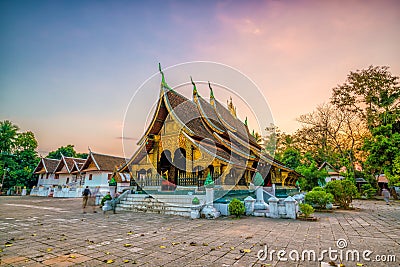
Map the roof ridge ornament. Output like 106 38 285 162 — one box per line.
227 96 237 118
208 82 214 99
209 82 215 105
159 63 172 90
191 76 198 96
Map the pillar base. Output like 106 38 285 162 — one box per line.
201 205 220 219
190 205 201 219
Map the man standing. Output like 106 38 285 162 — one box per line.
382 187 391 205
82 186 91 212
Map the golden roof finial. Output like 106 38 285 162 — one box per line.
227 97 237 118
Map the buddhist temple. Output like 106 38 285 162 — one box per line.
118 65 300 197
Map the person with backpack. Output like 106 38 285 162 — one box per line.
82 186 91 212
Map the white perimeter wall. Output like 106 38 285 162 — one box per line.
83 171 111 194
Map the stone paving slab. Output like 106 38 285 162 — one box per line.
0 196 399 267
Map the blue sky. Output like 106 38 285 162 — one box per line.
1 0 399 157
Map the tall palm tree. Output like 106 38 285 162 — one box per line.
0 120 19 154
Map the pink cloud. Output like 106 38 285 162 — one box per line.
191 1 400 133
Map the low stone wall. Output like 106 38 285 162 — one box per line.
30 187 51 197
31 186 111 198
116 193 207 217
53 187 83 198
115 189 300 220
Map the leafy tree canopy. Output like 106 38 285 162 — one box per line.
0 120 19 154
0 121 39 190
331 66 400 181
46 144 87 159
331 65 400 129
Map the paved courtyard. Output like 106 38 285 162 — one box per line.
0 196 399 267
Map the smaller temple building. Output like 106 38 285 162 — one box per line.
33 157 61 187
31 151 127 197
80 151 127 195
53 155 86 187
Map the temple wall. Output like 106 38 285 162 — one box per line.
37 173 57 187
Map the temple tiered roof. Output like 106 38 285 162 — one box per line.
120 66 296 174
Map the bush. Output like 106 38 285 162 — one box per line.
325 180 358 209
228 198 245 218
299 203 314 218
305 187 334 209
312 186 325 191
361 184 377 199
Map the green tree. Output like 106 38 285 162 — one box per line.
331 66 400 186
360 183 377 199
364 125 400 185
0 121 39 190
279 148 302 169
0 120 19 154
15 131 38 151
295 104 368 176
331 65 400 129
295 162 328 191
325 180 358 209
46 144 87 159
389 155 400 186
76 152 88 159
272 131 298 159
12 132 39 188
292 152 328 191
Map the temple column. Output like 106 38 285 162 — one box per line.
281 171 289 187
186 142 192 174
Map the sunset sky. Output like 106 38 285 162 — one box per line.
1 0 399 158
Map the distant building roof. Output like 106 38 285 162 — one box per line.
318 161 340 176
80 152 127 172
376 174 389 183
33 158 60 174
54 155 86 174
